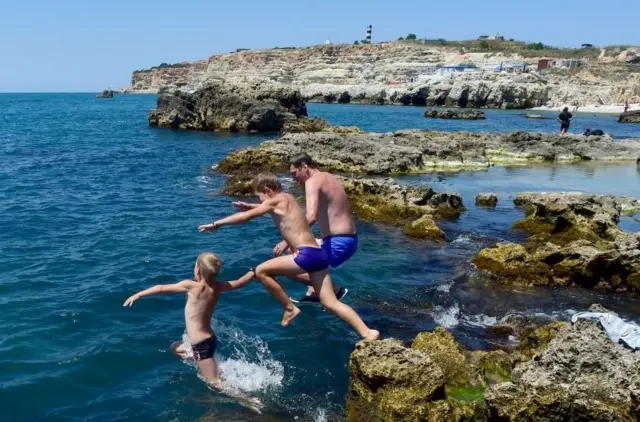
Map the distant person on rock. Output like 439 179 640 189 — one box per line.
273 154 357 304
558 107 573 135
624 100 629 113
198 173 379 342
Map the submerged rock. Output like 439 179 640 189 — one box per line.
403 215 445 241
148 79 307 132
619 110 640 123
474 193 640 294
424 109 486 120
475 193 498 207
218 129 640 175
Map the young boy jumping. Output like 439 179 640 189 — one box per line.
198 173 379 342
123 252 259 404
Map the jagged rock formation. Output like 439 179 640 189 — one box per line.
424 109 486 119
475 193 498 207
473 193 640 294
148 79 306 132
96 89 114 98
130 42 640 108
620 110 640 123
218 130 640 175
348 309 640 421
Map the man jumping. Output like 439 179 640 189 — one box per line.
273 154 358 303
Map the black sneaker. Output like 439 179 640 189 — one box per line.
290 287 349 304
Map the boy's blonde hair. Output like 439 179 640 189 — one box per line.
197 252 222 284
252 173 282 193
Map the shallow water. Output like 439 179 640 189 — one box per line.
1 94 639 421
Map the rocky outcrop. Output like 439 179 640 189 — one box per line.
148 79 307 132
485 318 640 421
620 110 640 123
341 178 463 241
473 193 640 294
475 193 498 207
218 130 640 175
96 89 114 98
281 117 363 134
348 308 640 422
130 43 640 108
424 109 485 120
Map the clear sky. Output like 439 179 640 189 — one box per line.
1 0 638 92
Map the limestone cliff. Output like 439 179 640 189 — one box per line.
130 42 640 109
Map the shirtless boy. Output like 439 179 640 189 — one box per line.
273 154 358 302
123 252 255 385
198 173 379 341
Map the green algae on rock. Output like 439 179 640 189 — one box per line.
347 311 639 422
474 193 640 294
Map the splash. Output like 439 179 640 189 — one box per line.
179 322 284 394
432 303 460 328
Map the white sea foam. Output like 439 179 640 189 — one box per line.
432 303 460 328
464 314 498 328
179 323 284 394
436 282 452 292
452 235 472 244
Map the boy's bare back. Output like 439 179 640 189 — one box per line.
184 282 220 344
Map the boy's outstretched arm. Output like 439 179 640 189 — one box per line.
123 279 196 306
217 270 256 292
199 200 274 232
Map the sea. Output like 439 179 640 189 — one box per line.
1 93 640 421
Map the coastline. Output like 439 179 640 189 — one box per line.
530 103 640 115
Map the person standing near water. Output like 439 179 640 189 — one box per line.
558 107 574 135
273 154 357 303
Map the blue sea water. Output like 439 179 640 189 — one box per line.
1 94 640 421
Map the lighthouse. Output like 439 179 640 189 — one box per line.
365 25 372 43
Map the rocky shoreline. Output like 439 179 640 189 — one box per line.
347 305 640 421
218 122 640 175
473 193 640 295
148 79 306 132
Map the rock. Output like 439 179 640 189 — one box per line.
148 79 307 132
619 110 640 123
475 193 498 207
217 129 640 176
341 177 464 223
403 215 445 241
485 318 640 421
96 89 114 98
512 192 636 243
474 193 640 294
583 128 605 136
221 174 254 196
347 339 449 421
281 117 363 134
411 328 483 388
424 109 486 120
485 313 553 339
524 114 548 119
347 322 566 421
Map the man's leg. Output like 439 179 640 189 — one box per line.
255 255 308 326
197 358 220 384
309 270 379 341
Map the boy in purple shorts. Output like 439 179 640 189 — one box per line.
273 154 358 303
199 173 379 341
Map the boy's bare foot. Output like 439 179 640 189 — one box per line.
281 306 301 327
363 329 380 342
